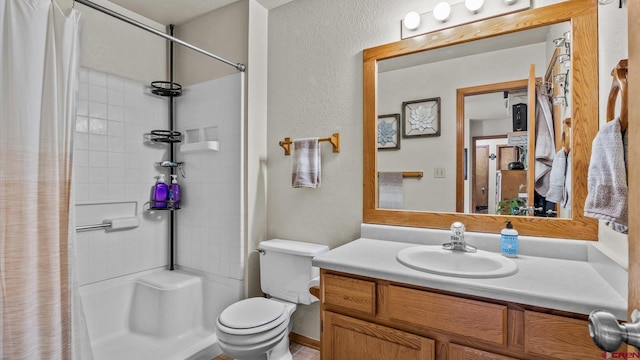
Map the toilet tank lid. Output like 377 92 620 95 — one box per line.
259 239 329 257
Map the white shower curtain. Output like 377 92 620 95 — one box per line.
0 1 91 359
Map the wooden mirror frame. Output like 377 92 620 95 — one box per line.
363 1 598 240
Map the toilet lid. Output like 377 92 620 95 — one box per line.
219 298 286 329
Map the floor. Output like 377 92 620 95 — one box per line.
214 342 319 360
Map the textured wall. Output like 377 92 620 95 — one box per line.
596 3 629 267
264 0 617 341
266 0 436 341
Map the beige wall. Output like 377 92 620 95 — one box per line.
266 0 627 341
63 0 167 83
596 2 629 268
174 1 249 86
245 1 269 298
266 0 428 341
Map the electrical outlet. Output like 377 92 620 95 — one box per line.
434 168 446 178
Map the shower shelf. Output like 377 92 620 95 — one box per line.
180 141 219 153
145 130 183 144
150 81 182 97
144 200 181 211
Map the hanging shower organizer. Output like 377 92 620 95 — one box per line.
144 79 185 212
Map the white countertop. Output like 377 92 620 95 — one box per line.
313 226 627 320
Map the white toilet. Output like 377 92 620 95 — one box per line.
216 239 329 360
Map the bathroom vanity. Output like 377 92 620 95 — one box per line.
313 225 627 360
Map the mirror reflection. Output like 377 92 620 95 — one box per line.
377 22 572 219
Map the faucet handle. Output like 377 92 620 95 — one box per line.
451 221 465 235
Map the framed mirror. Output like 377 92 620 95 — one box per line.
363 1 598 240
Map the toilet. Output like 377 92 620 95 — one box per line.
216 239 329 360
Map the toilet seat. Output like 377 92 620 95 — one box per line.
217 298 288 336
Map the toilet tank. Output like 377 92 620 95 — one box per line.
259 239 329 305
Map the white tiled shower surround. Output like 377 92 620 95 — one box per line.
75 67 170 285
175 73 244 281
74 68 244 286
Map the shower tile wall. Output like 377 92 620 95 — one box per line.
74 67 170 285
175 73 243 280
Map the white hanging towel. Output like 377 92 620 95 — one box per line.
378 172 403 209
292 137 321 188
545 149 569 205
534 85 555 196
584 118 628 232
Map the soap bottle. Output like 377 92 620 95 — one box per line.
151 174 169 209
169 174 181 209
501 221 518 258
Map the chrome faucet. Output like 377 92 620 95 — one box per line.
442 222 477 253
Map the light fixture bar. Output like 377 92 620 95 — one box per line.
401 0 531 40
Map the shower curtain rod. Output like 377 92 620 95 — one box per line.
74 0 246 72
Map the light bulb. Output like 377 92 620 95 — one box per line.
433 2 451 22
465 0 484 13
403 11 421 30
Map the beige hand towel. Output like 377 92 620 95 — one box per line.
292 137 321 188
584 118 628 232
378 172 403 209
545 149 568 205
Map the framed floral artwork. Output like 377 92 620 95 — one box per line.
402 97 441 138
377 113 401 150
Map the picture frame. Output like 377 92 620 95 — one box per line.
402 97 441 138
377 113 401 150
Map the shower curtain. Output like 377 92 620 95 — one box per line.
0 1 91 359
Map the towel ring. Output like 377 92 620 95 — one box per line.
606 59 628 132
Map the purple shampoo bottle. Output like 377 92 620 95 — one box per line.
169 174 181 209
152 174 169 208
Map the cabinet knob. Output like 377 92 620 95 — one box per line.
589 309 640 351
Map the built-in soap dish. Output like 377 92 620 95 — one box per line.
180 126 219 153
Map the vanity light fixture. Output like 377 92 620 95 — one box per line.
433 2 451 22
403 11 421 30
465 0 484 13
400 0 530 40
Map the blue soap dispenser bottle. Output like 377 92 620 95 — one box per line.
151 174 169 209
501 221 518 258
169 174 181 209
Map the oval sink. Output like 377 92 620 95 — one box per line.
396 245 518 278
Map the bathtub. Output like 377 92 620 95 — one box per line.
80 268 222 360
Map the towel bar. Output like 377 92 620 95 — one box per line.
378 171 423 178
279 133 340 155
76 223 112 232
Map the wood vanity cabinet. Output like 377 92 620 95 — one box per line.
320 270 604 360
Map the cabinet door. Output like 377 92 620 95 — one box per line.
449 344 518 360
322 311 434 360
524 311 603 358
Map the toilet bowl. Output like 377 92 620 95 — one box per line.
216 298 296 360
215 239 329 360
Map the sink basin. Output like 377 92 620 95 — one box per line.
396 245 518 278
